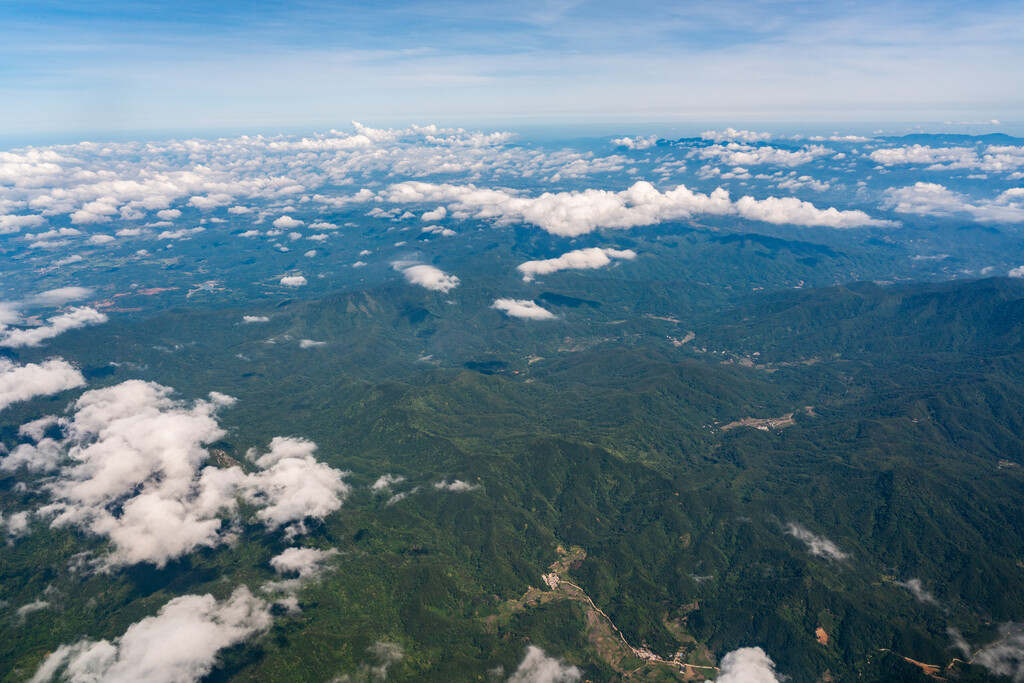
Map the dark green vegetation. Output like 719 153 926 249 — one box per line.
3 265 1024 680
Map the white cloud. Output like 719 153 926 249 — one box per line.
25 227 81 240
242 315 269 323
0 307 108 348
420 224 456 237
87 234 116 245
717 647 781 683
157 209 181 220
869 145 1024 173
242 436 351 535
701 128 772 143
4 511 31 538
270 547 339 579
30 587 272 683
188 193 234 210
1009 266 1024 278
883 183 1024 223
0 358 85 412
157 227 204 239
491 299 557 320
372 474 406 493
697 143 831 167
0 214 45 234
28 286 92 306
433 479 479 492
17 600 50 618
18 415 59 441
280 275 307 287
299 339 326 348
895 578 939 605
785 523 849 561
507 646 581 683
421 206 447 221
611 136 657 150
392 262 460 293
517 247 636 282
274 215 303 229
19 382 349 567
962 623 1024 682
384 180 892 237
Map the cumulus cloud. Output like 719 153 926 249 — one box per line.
420 224 456 237
433 479 479 492
273 215 303 229
421 206 447 221
18 382 349 567
507 646 581 683
242 315 269 323
157 227 204 240
611 136 658 150
392 262 460 293
384 180 892 237
696 143 831 167
0 307 108 348
280 275 307 287
785 523 849 561
717 647 781 683
0 358 85 412
1009 266 1024 278
30 586 271 683
517 247 636 281
269 547 339 579
188 193 234 210
0 214 45 234
491 299 557 320
18 415 59 441
299 339 326 348
883 183 1024 223
3 511 31 538
895 578 939 605
869 144 1024 173
242 436 351 535
701 128 772 143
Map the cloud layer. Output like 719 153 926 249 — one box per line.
385 180 893 237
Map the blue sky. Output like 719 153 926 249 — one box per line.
1 0 1022 137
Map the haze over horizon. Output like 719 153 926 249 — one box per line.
1 0 1022 138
